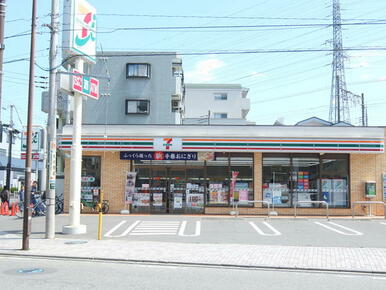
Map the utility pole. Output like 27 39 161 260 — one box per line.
5 104 15 189
0 0 5 126
22 0 37 251
46 0 59 239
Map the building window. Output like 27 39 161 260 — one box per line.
213 113 228 119
126 63 151 78
262 153 349 208
125 100 150 114
214 93 227 100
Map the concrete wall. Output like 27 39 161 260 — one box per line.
184 84 250 120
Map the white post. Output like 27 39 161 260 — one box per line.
63 58 87 235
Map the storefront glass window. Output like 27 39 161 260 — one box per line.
321 155 349 207
292 156 319 207
81 156 101 205
207 155 229 205
230 154 254 205
262 155 291 207
262 153 349 208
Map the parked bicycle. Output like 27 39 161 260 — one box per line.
55 192 64 214
16 193 47 218
81 198 109 214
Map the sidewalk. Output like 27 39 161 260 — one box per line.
1 234 386 274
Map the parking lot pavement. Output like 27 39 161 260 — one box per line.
1 215 386 248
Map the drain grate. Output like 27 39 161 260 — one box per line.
17 268 44 274
64 240 88 245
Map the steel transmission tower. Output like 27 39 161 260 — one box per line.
329 0 359 124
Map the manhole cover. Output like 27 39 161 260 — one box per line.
64 240 88 245
17 268 44 274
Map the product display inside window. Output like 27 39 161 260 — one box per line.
131 153 254 213
262 154 349 208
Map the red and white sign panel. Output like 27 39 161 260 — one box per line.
21 153 41 160
72 69 99 100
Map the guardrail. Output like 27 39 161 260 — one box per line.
351 201 386 218
294 201 329 219
231 200 271 218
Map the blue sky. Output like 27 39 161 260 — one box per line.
2 0 386 144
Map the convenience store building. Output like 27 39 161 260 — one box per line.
59 124 386 216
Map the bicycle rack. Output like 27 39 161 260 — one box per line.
351 201 386 218
231 200 271 218
294 201 329 220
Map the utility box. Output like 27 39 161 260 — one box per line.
365 181 376 198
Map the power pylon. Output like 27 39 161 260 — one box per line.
329 0 360 124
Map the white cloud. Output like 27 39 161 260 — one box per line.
185 58 225 82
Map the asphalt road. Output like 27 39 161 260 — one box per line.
1 256 386 290
1 215 386 248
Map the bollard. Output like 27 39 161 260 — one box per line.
97 190 104 240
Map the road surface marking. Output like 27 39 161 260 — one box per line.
248 221 282 236
104 220 140 238
380 222 386 226
314 221 363 236
178 221 201 237
129 221 181 236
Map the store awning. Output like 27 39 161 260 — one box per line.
58 125 385 154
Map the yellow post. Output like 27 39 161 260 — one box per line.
97 189 103 240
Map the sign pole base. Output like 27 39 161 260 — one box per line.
62 224 87 235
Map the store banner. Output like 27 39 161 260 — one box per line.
124 172 137 204
230 171 239 202
120 151 197 161
383 173 386 200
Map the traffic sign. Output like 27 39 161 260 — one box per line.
72 69 99 100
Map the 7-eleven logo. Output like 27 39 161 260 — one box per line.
163 138 173 150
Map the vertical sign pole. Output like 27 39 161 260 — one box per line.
63 57 86 234
45 0 59 239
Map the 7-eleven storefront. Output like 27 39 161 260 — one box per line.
59 125 386 216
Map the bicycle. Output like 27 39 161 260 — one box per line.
16 194 47 218
80 199 109 214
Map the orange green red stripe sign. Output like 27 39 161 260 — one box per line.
58 136 384 153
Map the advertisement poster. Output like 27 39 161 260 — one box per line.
134 193 150 206
124 172 137 204
153 193 163 207
234 182 249 204
173 194 183 209
209 183 227 204
187 193 204 208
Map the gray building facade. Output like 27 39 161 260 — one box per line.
82 51 184 125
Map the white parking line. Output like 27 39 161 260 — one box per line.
104 220 141 238
178 221 201 237
248 221 281 236
380 222 386 226
314 221 363 236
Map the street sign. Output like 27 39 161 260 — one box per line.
72 69 99 99
21 128 41 151
21 152 42 160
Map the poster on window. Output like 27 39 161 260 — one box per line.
209 183 227 204
173 194 183 209
234 182 249 204
153 193 163 207
187 193 204 208
124 172 137 204
134 193 150 206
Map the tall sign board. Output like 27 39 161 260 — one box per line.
62 0 97 64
